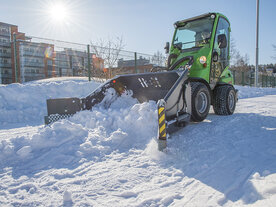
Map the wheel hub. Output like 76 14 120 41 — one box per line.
197 92 208 113
228 91 235 111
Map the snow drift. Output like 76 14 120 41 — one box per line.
0 77 100 127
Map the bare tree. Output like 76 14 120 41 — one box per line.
244 54 250 65
272 44 276 60
230 37 238 66
90 36 125 68
151 51 166 66
230 38 250 71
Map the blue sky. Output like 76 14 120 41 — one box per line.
1 0 275 64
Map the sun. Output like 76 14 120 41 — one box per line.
48 2 69 23
35 0 82 39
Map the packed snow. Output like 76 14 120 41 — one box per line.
0 77 275 206
0 77 99 128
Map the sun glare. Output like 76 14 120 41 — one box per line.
36 0 82 39
48 2 68 23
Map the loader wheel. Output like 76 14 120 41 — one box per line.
191 82 211 122
213 85 236 115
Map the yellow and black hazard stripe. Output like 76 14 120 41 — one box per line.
158 106 166 140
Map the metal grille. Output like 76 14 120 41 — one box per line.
44 114 73 125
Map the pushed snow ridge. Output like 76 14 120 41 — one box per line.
0 90 158 175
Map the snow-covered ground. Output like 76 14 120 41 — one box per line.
0 77 275 206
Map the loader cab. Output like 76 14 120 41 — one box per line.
169 13 232 86
172 15 214 52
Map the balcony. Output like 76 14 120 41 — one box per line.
0 53 11 58
55 63 70 68
0 73 12 78
0 42 11 47
0 63 11 68
0 31 11 37
22 51 45 57
22 61 44 67
24 73 45 77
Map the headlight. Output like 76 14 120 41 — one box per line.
199 56 207 64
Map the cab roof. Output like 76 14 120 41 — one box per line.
174 13 230 27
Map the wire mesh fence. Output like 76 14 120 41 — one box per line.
1 33 275 88
2 35 166 84
231 69 276 88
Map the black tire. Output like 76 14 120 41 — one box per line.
191 82 211 122
213 85 236 115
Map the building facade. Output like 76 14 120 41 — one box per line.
55 49 88 77
0 22 13 84
118 56 150 68
18 41 55 82
0 20 124 84
55 49 105 77
109 64 153 78
0 22 56 84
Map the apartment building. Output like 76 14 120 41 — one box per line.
107 56 154 78
55 49 104 77
0 22 56 84
0 21 106 84
18 41 55 82
55 49 88 77
118 56 150 68
0 22 13 84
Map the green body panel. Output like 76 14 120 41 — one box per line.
169 13 233 86
218 66 234 84
170 43 213 83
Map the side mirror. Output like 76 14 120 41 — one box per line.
218 34 227 48
164 42 170 54
213 51 219 62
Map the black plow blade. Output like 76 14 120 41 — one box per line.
44 70 187 125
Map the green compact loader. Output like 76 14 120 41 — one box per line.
45 13 238 150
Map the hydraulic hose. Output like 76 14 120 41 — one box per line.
167 53 178 69
168 56 194 71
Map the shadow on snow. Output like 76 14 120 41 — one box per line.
163 112 276 205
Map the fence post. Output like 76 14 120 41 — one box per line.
253 73 256 86
87 44 91 81
134 52 137 73
242 72 245 86
13 33 18 83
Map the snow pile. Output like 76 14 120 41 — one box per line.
0 92 158 176
244 173 276 202
73 103 157 160
236 85 276 99
0 121 88 173
0 78 100 127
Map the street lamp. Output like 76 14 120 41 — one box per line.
255 0 259 87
